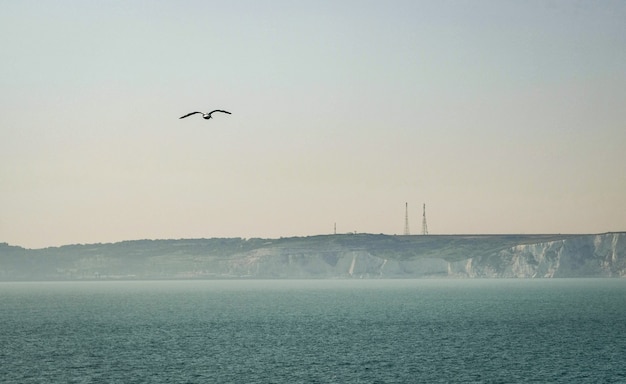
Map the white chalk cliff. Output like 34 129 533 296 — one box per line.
447 233 626 278
1 233 625 280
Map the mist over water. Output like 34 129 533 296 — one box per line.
2 279 625 383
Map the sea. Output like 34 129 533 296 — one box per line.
1 279 625 383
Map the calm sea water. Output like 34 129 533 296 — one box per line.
1 279 625 383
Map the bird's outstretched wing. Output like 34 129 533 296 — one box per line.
208 110 231 116
179 111 202 119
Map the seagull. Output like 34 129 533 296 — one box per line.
179 110 231 120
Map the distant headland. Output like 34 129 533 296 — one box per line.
1 233 625 280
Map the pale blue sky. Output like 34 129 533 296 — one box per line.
1 1 625 248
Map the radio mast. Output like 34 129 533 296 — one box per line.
403 202 410 235
422 203 429 235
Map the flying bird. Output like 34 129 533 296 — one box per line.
179 109 231 120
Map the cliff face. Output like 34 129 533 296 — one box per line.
235 233 626 279
1 233 625 280
447 233 626 278
220 249 451 279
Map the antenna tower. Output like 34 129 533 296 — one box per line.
403 202 410 235
421 203 429 235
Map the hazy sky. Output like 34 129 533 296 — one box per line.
2 1 625 248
